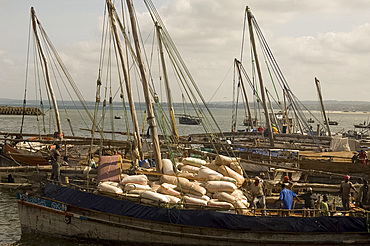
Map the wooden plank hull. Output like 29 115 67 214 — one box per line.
3 144 49 166
18 195 370 245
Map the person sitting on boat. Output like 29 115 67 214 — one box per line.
49 144 62 183
276 183 299 216
357 150 367 164
320 195 330 216
248 176 267 216
340 175 357 211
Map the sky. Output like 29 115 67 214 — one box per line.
1 0 370 103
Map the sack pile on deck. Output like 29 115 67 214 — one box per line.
97 155 249 213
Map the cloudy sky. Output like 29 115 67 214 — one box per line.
1 0 370 103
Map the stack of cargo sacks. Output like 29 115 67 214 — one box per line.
214 155 243 176
217 165 245 187
213 191 249 213
118 175 149 196
100 156 250 212
160 175 206 197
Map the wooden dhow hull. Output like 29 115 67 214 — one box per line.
17 184 370 246
3 143 49 166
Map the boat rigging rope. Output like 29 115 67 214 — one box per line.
251 16 319 144
20 18 32 137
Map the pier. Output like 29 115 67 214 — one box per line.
0 106 43 116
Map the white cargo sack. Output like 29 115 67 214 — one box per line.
182 157 206 167
207 199 234 209
141 191 169 203
165 195 181 204
179 165 200 174
184 195 208 206
162 159 175 175
124 183 152 191
215 155 240 166
206 181 237 193
217 165 245 187
185 193 210 201
120 175 148 185
217 192 237 203
158 183 181 197
98 182 123 195
196 166 223 180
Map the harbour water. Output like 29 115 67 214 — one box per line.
0 106 369 244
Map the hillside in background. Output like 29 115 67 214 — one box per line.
0 98 369 111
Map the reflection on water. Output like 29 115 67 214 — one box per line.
14 234 113 246
0 190 21 245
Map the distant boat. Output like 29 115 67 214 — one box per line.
114 116 121 119
178 114 201 125
307 118 314 123
3 143 49 166
177 94 201 125
243 117 258 126
325 118 338 126
354 122 370 129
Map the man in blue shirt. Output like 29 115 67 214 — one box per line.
279 183 299 212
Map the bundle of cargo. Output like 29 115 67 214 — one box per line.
96 156 250 213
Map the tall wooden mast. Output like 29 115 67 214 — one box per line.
125 0 162 172
106 1 143 159
315 77 331 137
155 22 179 139
247 7 274 146
31 7 63 140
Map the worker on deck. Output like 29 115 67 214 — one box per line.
282 176 294 190
320 195 330 216
299 187 317 216
340 175 357 211
50 144 62 183
357 150 367 164
248 176 267 216
357 179 369 208
299 187 317 209
276 183 299 216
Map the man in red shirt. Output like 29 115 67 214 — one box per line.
358 150 367 164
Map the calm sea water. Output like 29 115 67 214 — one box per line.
0 107 369 244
